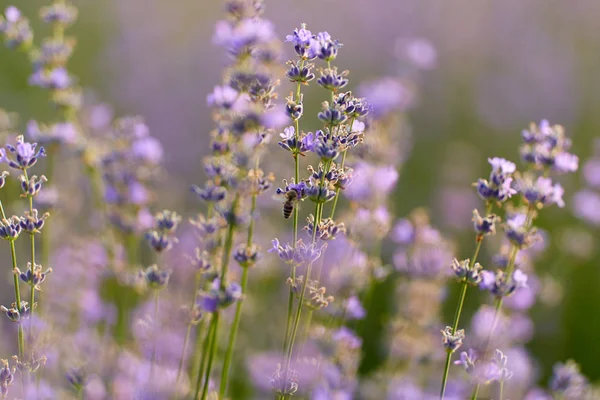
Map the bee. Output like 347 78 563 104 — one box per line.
281 190 299 219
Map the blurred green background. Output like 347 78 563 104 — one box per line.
2 0 599 388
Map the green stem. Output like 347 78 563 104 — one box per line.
23 170 37 341
0 201 25 358
174 271 202 391
219 180 258 397
439 204 491 400
199 210 237 398
470 384 479 400
282 71 304 356
198 312 219 400
149 289 160 382
11 240 25 358
499 380 504 400
471 206 536 397
219 267 249 397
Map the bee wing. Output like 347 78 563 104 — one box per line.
272 192 286 202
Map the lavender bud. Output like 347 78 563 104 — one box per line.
317 68 349 91
0 216 23 240
451 258 483 286
285 61 315 84
191 182 227 203
139 264 171 289
234 244 261 268
479 269 528 298
144 230 177 253
441 326 465 353
19 209 49 233
153 209 181 233
40 2 78 25
20 174 48 197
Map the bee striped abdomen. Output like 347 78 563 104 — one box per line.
282 202 294 219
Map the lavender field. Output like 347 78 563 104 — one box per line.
0 0 599 399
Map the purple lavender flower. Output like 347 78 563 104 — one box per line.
479 269 528 298
517 175 565 208
582 158 600 188
1 135 46 170
29 67 72 89
0 6 33 49
357 77 415 118
286 24 319 60
27 121 78 145
131 136 163 164
344 296 366 320
269 238 303 266
454 348 477 374
550 360 587 399
572 190 600 226
520 120 578 173
476 157 517 202
505 212 540 249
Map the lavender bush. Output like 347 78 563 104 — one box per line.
0 0 596 399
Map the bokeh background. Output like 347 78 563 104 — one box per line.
2 0 600 395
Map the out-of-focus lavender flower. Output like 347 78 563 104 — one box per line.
550 360 587 399
344 296 366 320
214 18 275 56
200 279 242 313
357 77 415 118
0 6 33 49
344 162 398 204
390 218 415 244
29 67 73 89
27 120 78 146
582 158 600 188
517 175 565 208
504 212 540 249
454 348 477 374
480 268 528 298
572 190 600 226
520 120 578 173
395 38 437 70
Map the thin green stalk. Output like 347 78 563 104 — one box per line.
0 201 25 358
470 384 479 400
174 271 202 391
23 170 37 340
219 267 249 397
499 380 504 400
40 148 55 275
198 210 237 398
199 312 219 400
220 182 258 397
149 289 160 381
439 239 485 399
282 67 304 356
471 206 536 397
193 316 215 399
282 201 322 377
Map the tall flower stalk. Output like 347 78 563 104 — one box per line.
271 24 370 399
